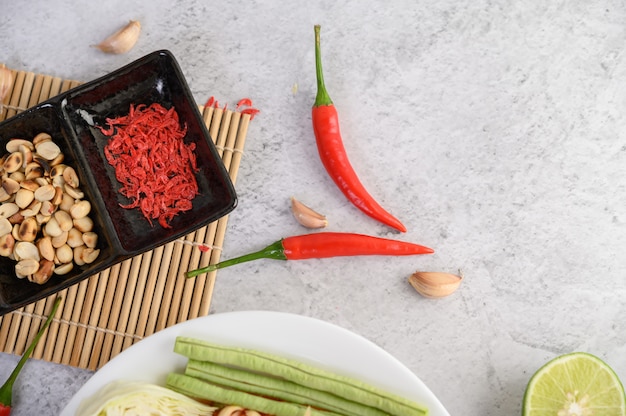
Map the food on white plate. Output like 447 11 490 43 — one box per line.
76 380 218 415
166 336 429 416
74 336 429 416
76 380 308 416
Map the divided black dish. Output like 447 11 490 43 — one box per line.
0 50 237 315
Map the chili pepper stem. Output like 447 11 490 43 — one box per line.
185 240 287 278
314 25 333 107
0 297 62 409
311 26 407 233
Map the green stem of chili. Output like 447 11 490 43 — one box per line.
185 240 287 278
314 25 333 107
0 297 62 410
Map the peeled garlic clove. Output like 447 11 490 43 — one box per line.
94 20 141 54
0 66 13 102
408 271 463 299
290 197 328 229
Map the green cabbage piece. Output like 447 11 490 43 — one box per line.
75 379 218 416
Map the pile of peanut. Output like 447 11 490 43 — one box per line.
0 133 100 284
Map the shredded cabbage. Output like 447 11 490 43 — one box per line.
76 380 217 416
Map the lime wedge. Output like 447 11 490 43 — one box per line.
523 352 626 416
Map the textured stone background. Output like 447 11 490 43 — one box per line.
1 1 626 415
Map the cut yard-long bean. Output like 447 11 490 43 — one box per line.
184 359 390 416
166 373 341 416
170 336 429 416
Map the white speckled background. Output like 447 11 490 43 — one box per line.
2 1 626 415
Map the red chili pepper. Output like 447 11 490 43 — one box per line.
0 298 61 415
100 103 199 228
185 232 433 278
312 25 407 233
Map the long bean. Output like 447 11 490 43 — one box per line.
184 359 390 416
166 373 340 416
169 336 429 416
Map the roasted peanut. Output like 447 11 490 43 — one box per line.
0 233 15 257
62 166 79 188
37 236 55 262
70 200 91 219
14 241 39 261
1 133 101 282
31 259 54 284
51 230 68 248
55 244 73 264
73 216 93 233
34 184 56 201
15 189 34 208
53 262 73 275
82 231 98 248
6 139 34 153
3 152 23 173
54 210 73 232
0 202 19 219
0 217 11 235
18 217 38 242
2 177 20 194
35 139 61 160
66 228 83 248
15 258 39 278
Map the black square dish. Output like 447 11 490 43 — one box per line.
0 50 237 315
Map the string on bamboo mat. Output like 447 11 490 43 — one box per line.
0 65 251 370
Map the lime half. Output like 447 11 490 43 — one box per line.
523 352 626 416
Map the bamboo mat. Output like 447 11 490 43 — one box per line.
0 64 250 370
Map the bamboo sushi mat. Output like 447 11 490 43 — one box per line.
0 65 250 370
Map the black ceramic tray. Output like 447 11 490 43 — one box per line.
0 50 237 315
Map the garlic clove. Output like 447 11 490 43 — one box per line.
0 66 13 102
93 20 141 54
290 196 328 229
408 271 463 299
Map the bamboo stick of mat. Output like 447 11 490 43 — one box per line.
0 65 251 370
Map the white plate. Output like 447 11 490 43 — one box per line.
60 311 450 415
